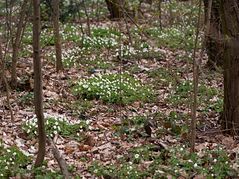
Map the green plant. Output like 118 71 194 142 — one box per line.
61 46 82 67
73 73 154 104
19 92 34 105
145 25 198 50
168 80 220 109
81 35 118 49
34 166 63 179
161 111 189 136
89 161 148 179
205 98 223 113
47 45 112 68
167 80 193 106
19 48 32 58
148 67 179 88
22 25 54 46
0 145 31 178
22 114 90 139
166 145 236 178
163 0 199 25
128 145 156 164
114 42 163 61
66 99 92 117
84 57 114 73
22 25 33 45
92 27 121 38
88 144 236 178
62 23 81 42
113 116 148 139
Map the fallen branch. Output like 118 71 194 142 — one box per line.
48 138 70 179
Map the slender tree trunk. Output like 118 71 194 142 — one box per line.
105 0 124 19
220 0 239 135
123 2 132 45
82 0 91 36
33 0 46 168
5 0 14 46
190 0 202 153
11 0 29 88
52 0 63 72
158 0 162 29
96 0 100 25
0 39 14 121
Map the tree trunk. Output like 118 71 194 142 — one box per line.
52 0 63 72
105 0 124 19
32 0 46 168
220 0 239 135
204 0 223 69
0 41 14 121
11 0 29 88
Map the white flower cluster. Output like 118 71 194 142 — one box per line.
82 35 118 49
0 147 29 177
0 150 16 177
62 46 82 67
114 43 157 58
115 45 137 57
74 73 153 104
48 46 83 67
62 23 81 42
23 113 67 138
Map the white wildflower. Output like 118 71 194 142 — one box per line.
134 154 140 159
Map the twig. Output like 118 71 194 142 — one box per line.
122 2 132 44
48 138 70 179
199 128 234 135
191 0 203 153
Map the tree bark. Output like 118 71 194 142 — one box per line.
11 0 29 88
52 0 63 72
105 0 124 19
33 0 46 168
204 0 223 69
82 0 91 36
220 0 239 135
0 39 14 121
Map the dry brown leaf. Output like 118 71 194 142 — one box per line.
194 175 206 179
78 144 92 151
83 134 95 147
65 145 75 154
222 137 235 149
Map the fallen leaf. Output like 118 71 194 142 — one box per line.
65 146 75 154
222 137 235 149
78 144 92 151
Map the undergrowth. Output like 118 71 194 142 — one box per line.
73 73 154 104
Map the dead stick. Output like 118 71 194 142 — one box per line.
48 138 70 179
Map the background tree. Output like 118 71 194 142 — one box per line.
51 0 63 72
204 0 223 69
105 0 124 19
0 38 14 121
11 0 29 87
32 0 46 168
220 0 239 135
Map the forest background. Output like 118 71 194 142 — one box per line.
0 0 239 178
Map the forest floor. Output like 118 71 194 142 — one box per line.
0 10 239 179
